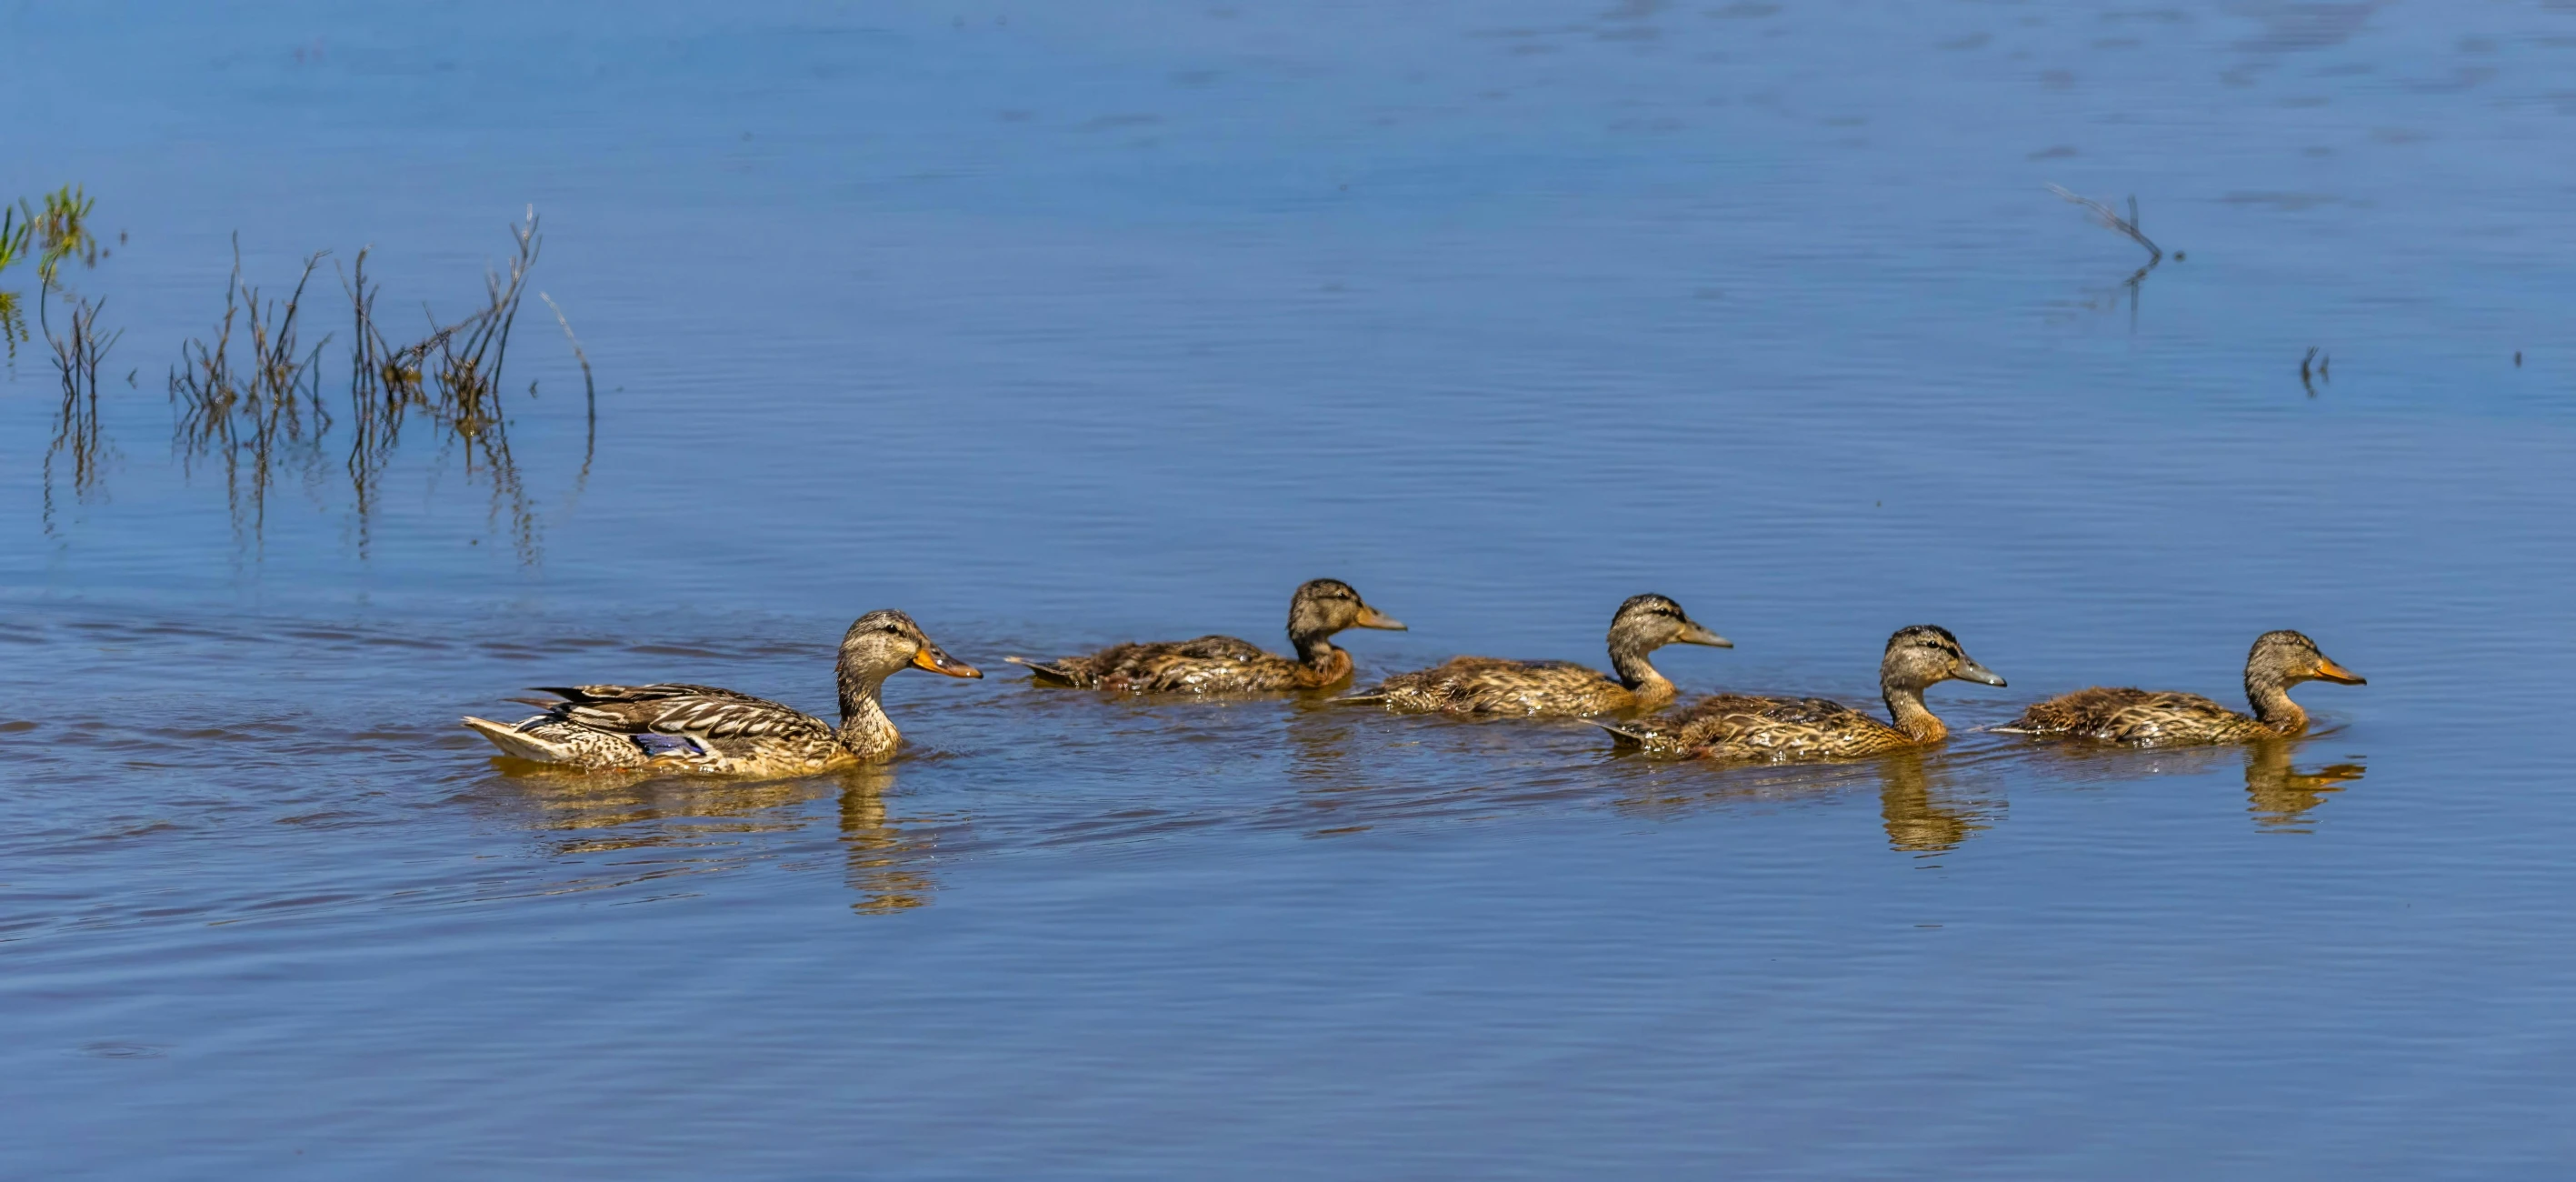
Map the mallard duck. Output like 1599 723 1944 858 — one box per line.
461 609 982 775
1343 594 1731 716
1598 625 2006 760
2002 629 2363 746
1005 578 1404 693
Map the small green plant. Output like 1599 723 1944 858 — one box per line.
27 185 99 285
0 206 29 357
0 186 103 359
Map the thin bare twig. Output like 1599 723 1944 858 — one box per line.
2047 184 2162 264
42 289 121 532
538 290 599 500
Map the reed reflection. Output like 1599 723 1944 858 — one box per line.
42 291 117 535
156 210 593 562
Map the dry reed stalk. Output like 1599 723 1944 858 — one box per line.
42 290 122 530
2046 185 2162 264
168 239 336 542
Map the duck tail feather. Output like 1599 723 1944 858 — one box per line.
464 716 580 764
1004 656 1081 685
1588 718 1653 746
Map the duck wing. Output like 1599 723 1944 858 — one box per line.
1371 656 1617 714
524 683 833 744
1074 636 1306 692
2011 686 2245 744
1009 636 1271 687
1604 694 1899 757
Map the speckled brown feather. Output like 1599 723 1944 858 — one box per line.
1354 593 1727 716
1369 656 1642 716
1612 693 1917 759
463 609 979 776
2008 686 2273 746
1601 625 2003 762
2005 630 2361 747
1011 579 1401 696
1033 635 1352 693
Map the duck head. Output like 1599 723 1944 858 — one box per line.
1607 593 1732 655
841 608 983 683
1286 578 1404 662
2247 629 2364 692
1882 624 2006 693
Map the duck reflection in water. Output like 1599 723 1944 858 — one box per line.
1876 752 2001 856
479 761 948 912
2010 739 2364 832
1606 748 2001 858
838 766 943 915
2243 742 2363 832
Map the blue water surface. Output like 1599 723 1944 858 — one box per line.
5 1 2576 1177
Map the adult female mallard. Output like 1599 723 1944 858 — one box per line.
1344 594 1731 716
1599 625 2005 760
461 609 982 776
1006 578 1404 693
2002 629 2363 746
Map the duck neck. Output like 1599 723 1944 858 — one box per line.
1882 684 1947 744
1291 631 1353 686
1607 640 1674 706
836 665 899 755
1292 629 1345 669
2246 677 2309 736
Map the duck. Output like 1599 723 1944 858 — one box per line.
1343 594 1732 716
1598 625 2006 760
2002 629 2363 746
461 609 982 775
1005 578 1404 693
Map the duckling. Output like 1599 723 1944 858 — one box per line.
1598 625 2006 760
2003 629 2363 746
1005 578 1404 694
1345 594 1732 716
461 610 982 775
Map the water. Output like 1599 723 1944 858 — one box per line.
7 0 2576 1175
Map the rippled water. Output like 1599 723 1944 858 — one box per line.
10 1 2576 1176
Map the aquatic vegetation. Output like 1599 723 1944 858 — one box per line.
2048 184 2171 324
168 242 336 543
2049 184 2162 267
338 210 552 558
8 186 124 526
1 187 105 361
0 208 27 358
155 207 590 561
40 293 122 533
25 185 101 285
